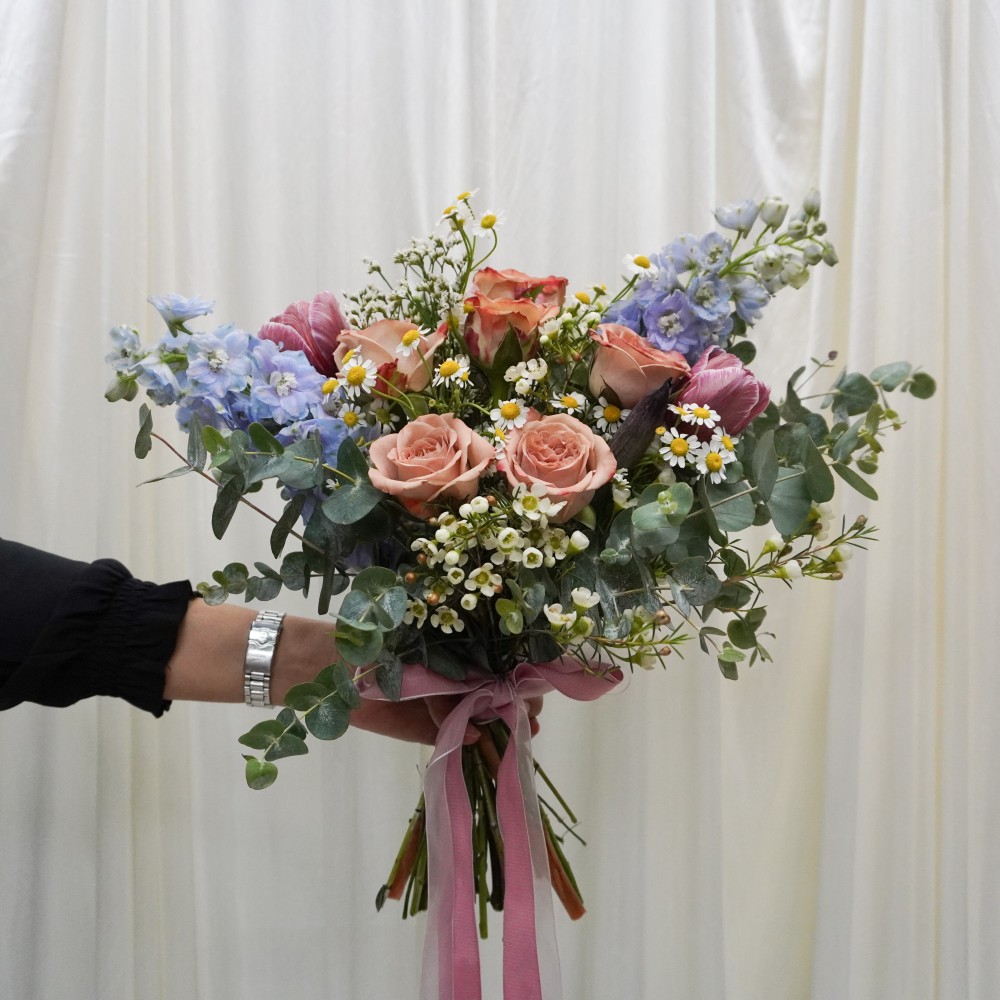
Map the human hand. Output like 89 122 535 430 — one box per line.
351 694 544 746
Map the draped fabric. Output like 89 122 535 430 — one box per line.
0 1 994 997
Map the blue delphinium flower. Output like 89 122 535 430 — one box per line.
135 331 191 405
176 392 232 430
250 339 325 425
148 293 216 329
698 232 732 274
687 274 732 324
186 324 253 399
713 199 759 234
662 234 704 273
642 290 707 357
105 325 144 373
729 276 771 324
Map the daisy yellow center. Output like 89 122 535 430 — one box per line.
342 348 356 364
603 404 622 422
705 452 724 472
438 359 460 378
442 204 457 216
670 438 690 456
655 426 667 436
561 394 578 408
575 291 591 304
693 406 712 419
346 364 369 387
494 427 507 440
721 435 734 450
480 213 497 229
457 190 472 200
500 401 521 420
322 378 339 395
401 328 421 347
633 254 651 269
342 410 361 428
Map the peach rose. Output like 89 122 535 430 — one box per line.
500 412 617 523
463 294 555 367
588 323 690 408
368 414 496 518
334 319 446 393
471 267 568 308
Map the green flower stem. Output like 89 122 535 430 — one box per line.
150 432 320 554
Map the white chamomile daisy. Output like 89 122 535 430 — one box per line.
339 354 378 398
433 355 471 388
490 398 530 430
679 402 721 428
659 427 701 468
430 606 465 634
713 430 739 463
370 403 402 430
695 443 728 484
490 425 509 456
471 209 506 236
623 253 657 276
592 396 630 433
338 402 366 430
550 391 587 415
395 325 426 358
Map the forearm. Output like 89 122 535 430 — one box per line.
163 599 338 704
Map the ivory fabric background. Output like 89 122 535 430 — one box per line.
0 1 995 998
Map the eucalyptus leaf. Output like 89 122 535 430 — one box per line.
802 435 835 503
270 493 307 557
832 372 878 420
831 461 879 500
211 478 243 539
243 756 279 790
870 361 912 391
249 421 285 456
751 429 779 500
767 467 812 536
669 557 722 607
304 698 352 741
704 478 756 533
283 682 329 712
908 372 936 399
186 415 207 470
135 404 153 459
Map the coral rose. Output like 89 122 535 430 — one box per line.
463 294 555 367
334 319 446 394
471 267 568 308
258 291 348 377
367 414 495 518
588 323 690 409
675 346 771 433
500 412 617 523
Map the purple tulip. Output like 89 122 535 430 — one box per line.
675 346 771 433
258 290 348 377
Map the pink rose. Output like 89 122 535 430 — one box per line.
367 414 496 518
676 346 771 433
500 412 618 523
334 319 446 394
258 291 348 377
588 324 691 409
471 267 568 308
463 294 556 367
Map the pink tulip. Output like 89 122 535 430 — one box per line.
675 346 771 433
258 290 348 377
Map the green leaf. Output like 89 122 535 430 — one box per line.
283 682 329 712
267 436 325 490
802 435 835 503
322 475 384 525
263 732 309 761
833 372 878 419
211 478 243 539
767 467 812 536
186 415 207 470
832 416 865 463
717 656 739 680
870 361 912 390
425 646 468 680
212 562 249 593
304 698 352 740
727 619 758 649
728 339 756 364
331 661 362 709
243 756 279 790
135 404 153 458
908 372 936 399
270 493 307 557
375 652 404 701
631 503 680 556
751 429 779 500
334 618 383 666
248 421 285 456
704 478 756 533
202 424 228 454
669 557 722 607
238 720 287 750
831 461 879 500
275 707 307 740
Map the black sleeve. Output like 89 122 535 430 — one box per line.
0 538 195 716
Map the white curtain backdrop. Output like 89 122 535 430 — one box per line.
0 1 995 998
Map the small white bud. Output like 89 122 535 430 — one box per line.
759 196 788 229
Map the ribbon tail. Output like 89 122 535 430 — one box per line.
422 700 485 1000
496 703 563 1000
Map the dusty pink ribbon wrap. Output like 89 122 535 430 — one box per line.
358 658 622 1000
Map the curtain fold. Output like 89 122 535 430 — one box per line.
1 2 993 998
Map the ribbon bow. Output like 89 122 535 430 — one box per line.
359 658 622 1000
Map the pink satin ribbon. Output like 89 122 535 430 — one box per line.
358 658 623 1000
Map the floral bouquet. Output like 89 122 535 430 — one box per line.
105 191 933 1000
